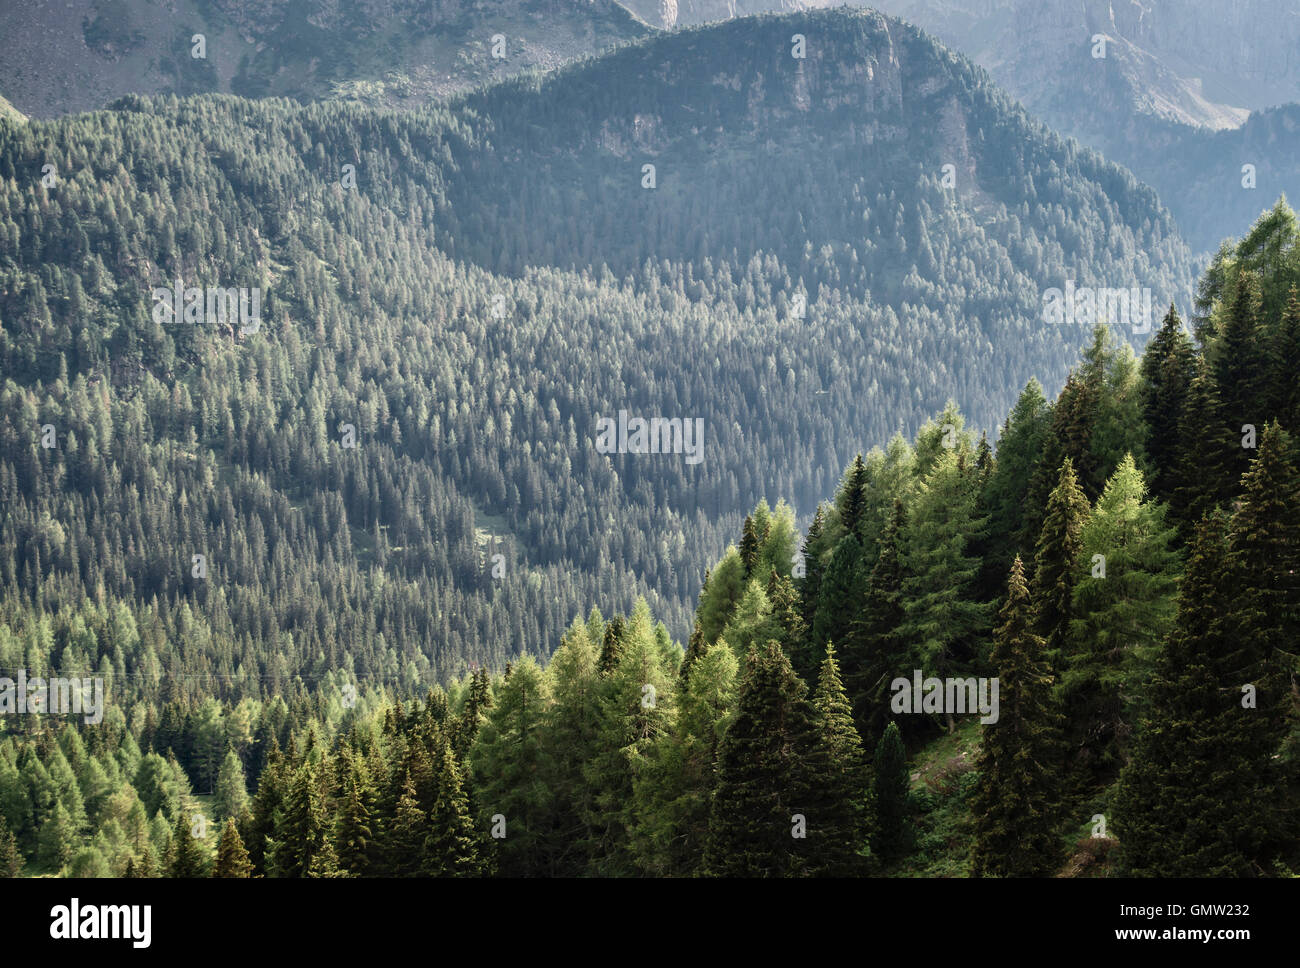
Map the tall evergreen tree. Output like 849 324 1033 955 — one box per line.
1113 513 1257 875
848 500 908 743
167 809 207 878
970 556 1065 877
1140 304 1197 502
901 450 990 724
424 743 481 877
705 641 818 877
1029 457 1090 669
806 644 870 875
1169 358 1236 534
1062 455 1181 784
870 722 912 865
213 817 253 878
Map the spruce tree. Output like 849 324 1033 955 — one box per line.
469 656 553 876
810 534 866 689
585 601 675 875
807 644 870 875
705 641 818 877
1029 457 1090 669
739 514 762 578
168 809 207 878
1213 270 1268 483
268 761 329 878
333 750 376 875
213 747 249 821
387 772 427 877
1169 358 1236 534
0 815 23 877
970 556 1065 877
1113 513 1253 875
870 722 912 865
633 640 738 876
760 570 809 684
848 499 908 743
541 618 603 875
1140 304 1196 502
901 450 990 725
213 817 253 877
836 454 870 542
1273 288 1300 431
424 744 480 877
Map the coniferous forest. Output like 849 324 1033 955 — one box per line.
0 6 1298 900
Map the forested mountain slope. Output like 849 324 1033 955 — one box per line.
0 10 1193 702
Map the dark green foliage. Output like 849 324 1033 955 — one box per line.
1140 304 1197 503
847 500 909 744
807 644 871 875
705 642 818 877
871 722 913 865
1114 514 1251 875
1029 458 1090 668
213 817 253 878
970 556 1065 877
167 810 207 878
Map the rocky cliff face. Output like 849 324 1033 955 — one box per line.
0 0 651 118
612 0 1300 252
868 0 1300 129
620 0 827 28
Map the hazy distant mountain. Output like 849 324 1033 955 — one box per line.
624 0 1300 252
0 0 652 118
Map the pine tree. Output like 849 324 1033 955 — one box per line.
1113 513 1253 875
333 749 376 875
1029 457 1090 669
848 499 907 743
268 761 328 878
213 817 253 877
387 772 427 877
870 722 912 865
1140 304 1197 502
167 809 207 878
0 815 23 877
1213 270 1268 483
705 641 818 877
470 656 553 876
424 744 480 877
970 556 1065 876
1169 358 1235 534
806 644 870 875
